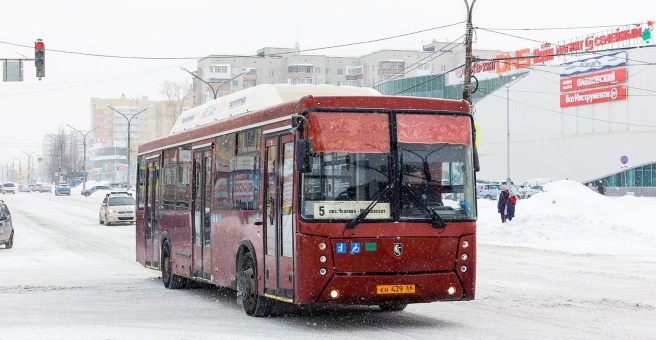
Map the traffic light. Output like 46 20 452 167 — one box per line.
35 39 45 79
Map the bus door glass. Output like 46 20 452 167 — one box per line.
263 134 295 299
145 158 160 268
192 148 212 280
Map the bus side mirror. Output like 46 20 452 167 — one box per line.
296 139 312 173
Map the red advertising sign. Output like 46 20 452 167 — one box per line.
560 85 627 108
560 68 627 92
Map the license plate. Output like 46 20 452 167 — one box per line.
376 284 415 294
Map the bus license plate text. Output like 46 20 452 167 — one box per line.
376 284 415 294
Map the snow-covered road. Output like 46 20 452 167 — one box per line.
1 183 654 339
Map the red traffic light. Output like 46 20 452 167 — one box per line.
35 41 44 50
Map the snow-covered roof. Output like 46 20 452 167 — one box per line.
169 84 381 135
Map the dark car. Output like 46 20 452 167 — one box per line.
55 184 71 196
81 185 112 197
0 200 14 249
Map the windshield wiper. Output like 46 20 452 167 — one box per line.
345 184 393 229
402 183 447 229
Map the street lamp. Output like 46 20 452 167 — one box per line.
503 74 526 187
181 66 219 100
181 66 255 101
66 124 103 191
20 149 40 185
106 105 148 188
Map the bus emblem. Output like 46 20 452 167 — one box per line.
393 243 403 256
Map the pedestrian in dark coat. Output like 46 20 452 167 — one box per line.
497 185 510 223
597 180 605 195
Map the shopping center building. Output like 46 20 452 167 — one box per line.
375 22 656 195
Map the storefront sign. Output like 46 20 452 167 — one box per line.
560 51 626 77
560 85 627 108
560 68 627 92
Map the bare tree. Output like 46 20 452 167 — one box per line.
160 79 192 122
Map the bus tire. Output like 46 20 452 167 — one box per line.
379 303 407 312
162 240 186 289
238 252 273 317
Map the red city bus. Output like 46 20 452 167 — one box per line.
136 84 477 316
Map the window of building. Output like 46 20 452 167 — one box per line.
287 65 313 74
268 69 274 76
337 69 343 76
326 68 331 75
209 65 228 73
232 67 240 75
314 67 321 74
418 62 432 71
232 80 239 87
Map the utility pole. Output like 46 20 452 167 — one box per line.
462 0 476 105
106 105 148 188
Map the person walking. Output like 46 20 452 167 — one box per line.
506 191 517 221
597 180 605 195
497 185 510 223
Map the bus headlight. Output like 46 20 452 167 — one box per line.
461 253 468 261
447 287 456 295
318 242 327 251
319 256 327 263
330 290 340 299
462 240 469 248
319 268 327 275
460 265 468 273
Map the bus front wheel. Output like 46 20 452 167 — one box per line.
238 252 273 317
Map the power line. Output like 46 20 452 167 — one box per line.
477 22 646 31
0 21 466 61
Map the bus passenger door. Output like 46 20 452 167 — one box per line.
192 148 212 280
145 158 160 268
263 134 295 301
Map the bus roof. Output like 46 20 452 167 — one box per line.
169 84 382 135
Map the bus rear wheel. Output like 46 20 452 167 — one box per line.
238 252 273 317
379 303 408 312
162 241 186 289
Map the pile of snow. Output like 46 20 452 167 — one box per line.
477 180 656 256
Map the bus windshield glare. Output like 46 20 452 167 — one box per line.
300 111 476 222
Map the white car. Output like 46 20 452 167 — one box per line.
2 182 17 194
99 192 136 226
524 185 545 198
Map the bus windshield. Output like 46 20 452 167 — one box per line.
299 111 476 222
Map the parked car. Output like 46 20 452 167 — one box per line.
31 183 42 192
477 183 502 199
55 184 71 196
2 182 17 194
109 182 127 189
524 185 545 198
0 199 14 249
99 192 136 226
18 184 31 193
81 185 112 197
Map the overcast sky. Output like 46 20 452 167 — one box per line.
1 0 654 162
